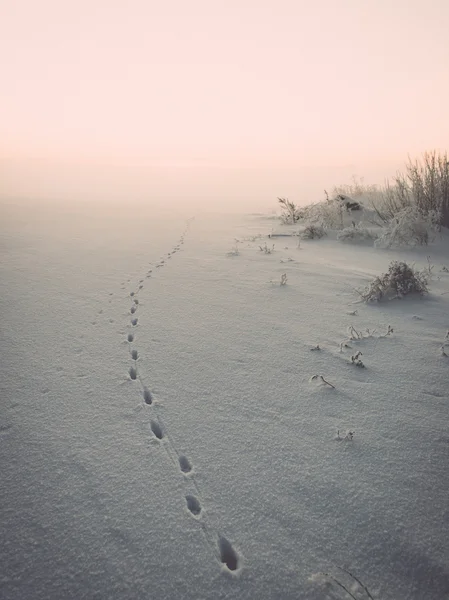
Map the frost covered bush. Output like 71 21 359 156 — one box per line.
375 206 439 248
368 151 449 227
278 197 300 224
300 224 326 239
337 224 377 244
360 261 429 302
301 200 344 229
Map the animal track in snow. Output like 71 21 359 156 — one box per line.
115 218 233 569
179 455 192 473
143 388 153 405
150 420 163 440
218 537 238 571
185 495 202 516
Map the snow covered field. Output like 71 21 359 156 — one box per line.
1 200 448 600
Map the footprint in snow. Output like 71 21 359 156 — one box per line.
131 318 138 326
150 420 163 440
127 333 134 342
219 537 238 571
131 349 138 360
134 298 139 304
130 306 136 314
185 495 201 516
179 455 192 473
143 388 153 405
129 367 137 380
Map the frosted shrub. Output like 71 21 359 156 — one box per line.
337 224 377 244
375 206 439 248
302 200 344 229
278 197 300 224
300 224 326 240
360 261 429 302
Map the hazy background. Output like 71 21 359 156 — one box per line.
1 0 448 211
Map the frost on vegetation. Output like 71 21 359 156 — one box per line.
351 351 365 368
337 223 378 244
300 224 326 240
340 324 393 353
259 242 275 254
278 197 300 224
359 261 429 302
375 206 439 248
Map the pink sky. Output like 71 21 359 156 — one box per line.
1 0 448 203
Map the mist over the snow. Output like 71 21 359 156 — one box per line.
1 157 406 215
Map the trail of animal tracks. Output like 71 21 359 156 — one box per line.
1 200 449 599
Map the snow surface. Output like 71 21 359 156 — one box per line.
1 200 449 600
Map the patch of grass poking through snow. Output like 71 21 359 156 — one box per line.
259 242 275 254
340 325 393 353
351 351 365 368
310 374 335 389
359 261 429 302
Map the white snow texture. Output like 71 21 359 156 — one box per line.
1 200 448 600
